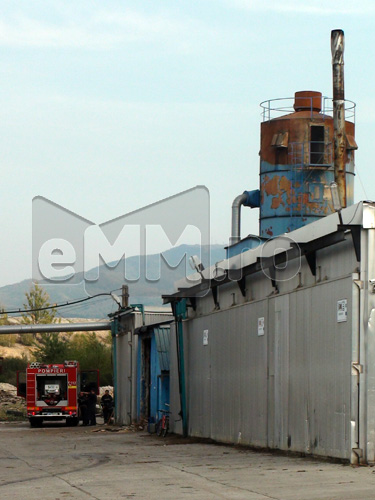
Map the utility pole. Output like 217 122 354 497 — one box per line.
121 285 129 308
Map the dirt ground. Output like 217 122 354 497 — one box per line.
1 421 375 500
0 384 26 421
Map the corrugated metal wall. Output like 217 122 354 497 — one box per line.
115 315 135 425
166 207 375 462
170 276 353 460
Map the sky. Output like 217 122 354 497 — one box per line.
0 0 375 287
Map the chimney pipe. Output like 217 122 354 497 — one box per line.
331 29 346 208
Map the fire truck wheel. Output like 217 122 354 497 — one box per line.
29 418 42 428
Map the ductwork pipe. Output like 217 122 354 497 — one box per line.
230 190 260 245
0 321 111 335
230 193 248 246
331 29 346 207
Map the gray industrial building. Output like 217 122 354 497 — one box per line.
108 29 375 464
161 29 375 464
165 203 375 464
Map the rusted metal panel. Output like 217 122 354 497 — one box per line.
346 134 358 150
271 131 289 148
294 90 322 112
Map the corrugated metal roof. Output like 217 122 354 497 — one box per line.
154 326 170 372
168 201 372 297
143 306 172 313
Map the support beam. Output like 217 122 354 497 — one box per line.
237 276 247 297
304 252 317 276
338 224 361 262
188 297 197 311
212 287 219 309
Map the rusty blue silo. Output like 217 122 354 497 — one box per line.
259 90 357 238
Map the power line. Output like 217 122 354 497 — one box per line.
54 296 114 318
3 290 121 315
55 296 112 313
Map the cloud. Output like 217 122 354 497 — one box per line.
0 17 113 49
0 8 218 50
229 0 375 15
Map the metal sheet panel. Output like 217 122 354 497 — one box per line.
271 295 290 450
269 278 352 458
185 302 268 446
115 321 133 425
169 322 183 435
154 326 170 372
362 228 375 463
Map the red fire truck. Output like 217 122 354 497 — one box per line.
17 361 99 427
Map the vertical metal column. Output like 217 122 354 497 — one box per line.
122 285 129 308
175 300 188 437
331 29 347 207
111 319 118 423
363 228 375 463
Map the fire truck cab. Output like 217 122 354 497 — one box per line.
17 361 99 427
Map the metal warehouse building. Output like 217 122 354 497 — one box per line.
165 203 375 464
161 29 375 464
111 29 374 464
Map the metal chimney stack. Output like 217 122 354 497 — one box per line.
331 29 346 207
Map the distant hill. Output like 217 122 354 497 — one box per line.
0 244 226 319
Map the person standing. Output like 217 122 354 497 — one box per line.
87 389 97 426
78 392 88 426
101 390 114 424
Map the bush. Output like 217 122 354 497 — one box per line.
69 332 113 386
0 355 29 386
19 334 34 346
0 335 16 347
33 333 70 364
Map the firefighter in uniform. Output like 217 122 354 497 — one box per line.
78 392 89 426
101 390 114 424
87 389 97 426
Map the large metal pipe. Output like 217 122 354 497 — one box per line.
331 29 346 207
0 321 111 334
230 193 248 245
230 190 260 245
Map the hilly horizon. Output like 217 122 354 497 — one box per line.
0 244 226 319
